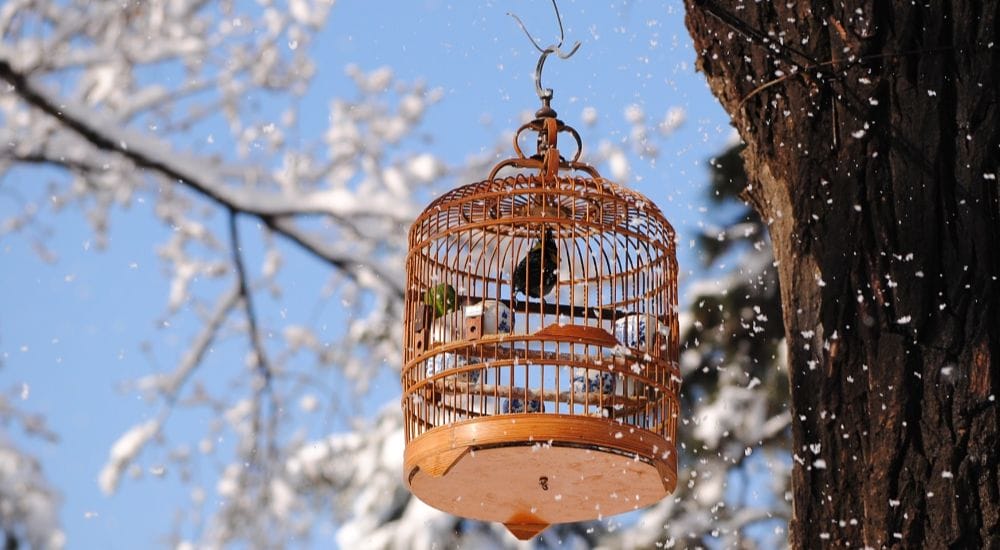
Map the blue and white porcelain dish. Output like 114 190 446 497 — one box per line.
424 353 481 384
429 300 514 344
500 396 543 413
613 313 661 352
572 367 616 395
466 299 513 335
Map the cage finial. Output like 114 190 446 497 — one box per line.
507 0 581 103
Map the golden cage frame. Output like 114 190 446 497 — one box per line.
402 111 680 540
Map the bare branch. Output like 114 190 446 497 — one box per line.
227 210 272 390
161 284 241 397
227 209 279 463
264 216 404 298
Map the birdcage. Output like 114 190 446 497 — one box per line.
401 101 680 539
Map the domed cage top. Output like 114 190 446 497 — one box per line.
402 113 680 540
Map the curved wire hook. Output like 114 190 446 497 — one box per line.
507 0 581 100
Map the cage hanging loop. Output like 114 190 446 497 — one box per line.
510 117 583 163
490 115 591 181
541 117 560 182
508 0 581 102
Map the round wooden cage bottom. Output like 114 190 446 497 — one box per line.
404 415 677 540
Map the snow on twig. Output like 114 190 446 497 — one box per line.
227 209 280 467
98 419 160 495
0 56 407 298
0 440 65 549
159 283 242 397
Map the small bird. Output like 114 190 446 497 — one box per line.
423 282 458 319
512 228 559 298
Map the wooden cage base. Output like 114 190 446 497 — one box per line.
404 415 677 540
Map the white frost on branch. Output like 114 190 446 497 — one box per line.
98 419 160 495
0 439 65 549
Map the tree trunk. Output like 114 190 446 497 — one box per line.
684 2 1000 547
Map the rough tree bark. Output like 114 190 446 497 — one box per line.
684 2 999 548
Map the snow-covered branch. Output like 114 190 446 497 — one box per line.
0 439 64 549
0 58 411 222
0 56 407 298
162 284 241 397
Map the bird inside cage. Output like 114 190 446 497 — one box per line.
512 226 558 299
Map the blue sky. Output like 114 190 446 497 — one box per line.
0 1 735 547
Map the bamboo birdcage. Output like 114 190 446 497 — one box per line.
402 104 680 540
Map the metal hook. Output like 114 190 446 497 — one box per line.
508 0 581 101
